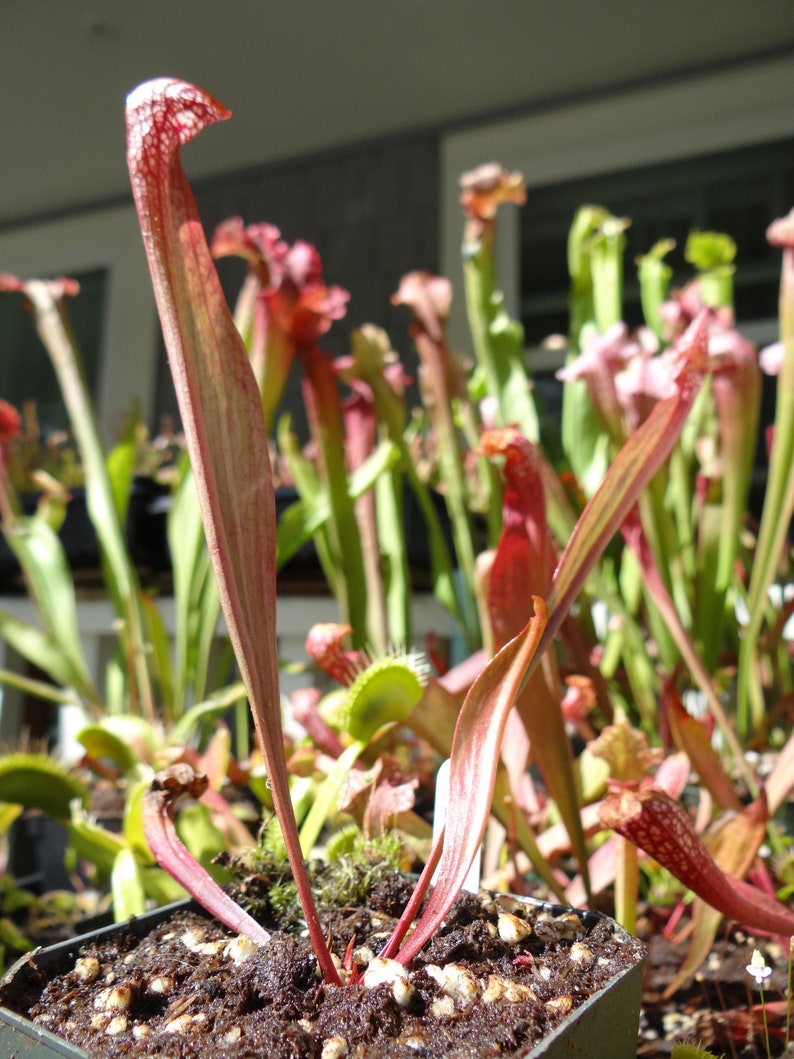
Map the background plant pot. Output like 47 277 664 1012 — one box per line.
125 476 171 571
6 812 71 894
0 893 645 1059
0 490 98 593
0 478 172 593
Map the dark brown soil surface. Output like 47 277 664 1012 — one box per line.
0 879 644 1058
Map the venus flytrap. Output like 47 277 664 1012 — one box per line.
685 229 737 310
296 638 429 855
313 616 572 903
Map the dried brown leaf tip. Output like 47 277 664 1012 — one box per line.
143 764 271 947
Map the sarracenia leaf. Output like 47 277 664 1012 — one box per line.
546 312 708 642
621 510 749 780
481 427 589 895
168 460 220 708
665 793 768 996
0 608 98 707
600 785 794 937
142 765 270 946
660 676 742 813
126 78 338 983
392 598 548 965
0 518 100 705
23 280 155 721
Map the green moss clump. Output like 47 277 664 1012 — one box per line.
217 830 406 932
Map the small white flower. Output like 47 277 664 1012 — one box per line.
746 948 772 985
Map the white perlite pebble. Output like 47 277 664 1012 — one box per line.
105 1015 128 1036
497 912 533 945
105 985 133 1012
403 1035 427 1051
93 989 111 1012
180 929 206 952
545 995 573 1016
362 958 415 1007
568 942 594 968
429 994 457 1018
180 929 225 956
481 974 537 1004
321 1036 349 1059
224 935 258 965
533 911 584 941
353 945 375 966
164 1013 206 1034
425 963 479 1008
74 956 100 983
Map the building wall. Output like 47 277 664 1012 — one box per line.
154 132 440 428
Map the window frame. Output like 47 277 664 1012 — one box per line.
440 54 794 356
0 204 159 441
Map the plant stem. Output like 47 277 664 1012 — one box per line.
26 283 155 721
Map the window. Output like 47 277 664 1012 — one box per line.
519 138 794 347
0 267 107 431
440 53 794 352
0 205 159 442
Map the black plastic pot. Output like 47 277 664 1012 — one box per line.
0 894 645 1058
0 489 93 592
125 476 171 571
0 478 172 593
6 813 71 894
